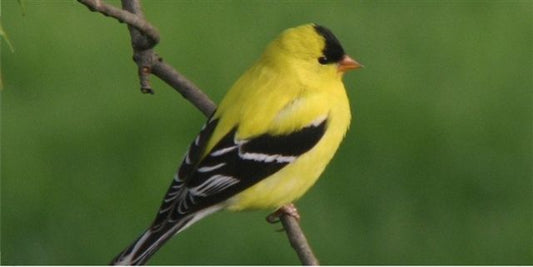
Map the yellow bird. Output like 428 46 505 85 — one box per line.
112 23 361 265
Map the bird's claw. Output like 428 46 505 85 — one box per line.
266 203 301 224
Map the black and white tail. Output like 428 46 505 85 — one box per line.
111 205 222 265
111 117 223 265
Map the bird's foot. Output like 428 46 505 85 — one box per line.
266 203 301 224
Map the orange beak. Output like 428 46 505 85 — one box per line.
337 55 363 72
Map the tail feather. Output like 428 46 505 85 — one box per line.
111 205 223 265
111 217 191 265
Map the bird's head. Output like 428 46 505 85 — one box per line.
263 24 362 78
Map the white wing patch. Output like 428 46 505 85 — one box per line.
189 175 239 197
210 145 238 156
197 163 226 173
239 151 296 163
184 152 192 165
311 114 328 127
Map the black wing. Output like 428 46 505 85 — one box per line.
151 115 219 229
151 116 328 229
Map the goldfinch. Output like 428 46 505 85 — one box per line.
112 23 361 265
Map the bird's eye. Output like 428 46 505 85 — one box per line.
318 56 328 65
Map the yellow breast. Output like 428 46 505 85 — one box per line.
225 80 351 211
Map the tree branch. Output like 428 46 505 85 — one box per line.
281 215 320 265
78 0 318 264
78 0 215 115
79 0 159 45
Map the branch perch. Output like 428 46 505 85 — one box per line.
79 0 215 115
281 215 320 265
78 0 318 264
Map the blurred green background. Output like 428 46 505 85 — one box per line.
2 0 532 265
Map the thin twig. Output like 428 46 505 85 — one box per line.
78 0 159 45
78 0 317 264
78 0 215 113
151 60 216 116
280 215 320 265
